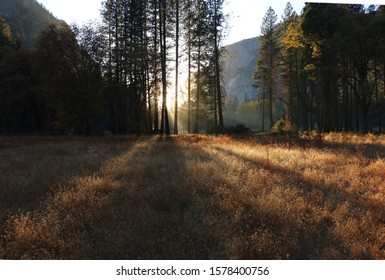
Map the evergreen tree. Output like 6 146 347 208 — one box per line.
101 0 151 135
280 4 308 131
301 3 344 132
254 7 280 130
182 0 194 133
159 0 171 136
36 23 104 134
174 0 180 134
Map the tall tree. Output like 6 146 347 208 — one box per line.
159 0 171 135
174 0 180 134
193 0 208 133
101 0 151 135
36 23 104 134
147 0 160 133
182 0 193 133
254 7 280 130
210 0 225 129
301 3 343 132
340 5 385 133
280 5 309 131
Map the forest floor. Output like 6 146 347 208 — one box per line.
0 133 385 259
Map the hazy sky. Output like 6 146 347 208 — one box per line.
37 0 381 45
223 0 304 44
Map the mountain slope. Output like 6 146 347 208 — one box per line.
0 0 62 47
223 37 260 103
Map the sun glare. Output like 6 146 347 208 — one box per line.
157 90 180 110
158 78 187 111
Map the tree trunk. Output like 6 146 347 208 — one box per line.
174 0 179 134
261 90 265 132
214 1 223 129
268 84 273 129
187 31 191 133
159 0 170 136
194 37 202 133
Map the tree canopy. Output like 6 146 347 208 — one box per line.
0 0 228 135
253 2 385 133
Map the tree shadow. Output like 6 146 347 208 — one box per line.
322 140 385 159
213 145 382 213
255 134 385 159
0 138 136 258
88 137 224 259
2 137 384 259
0 139 134 214
1 137 223 259
211 144 385 259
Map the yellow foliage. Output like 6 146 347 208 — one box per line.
283 22 305 49
0 18 13 46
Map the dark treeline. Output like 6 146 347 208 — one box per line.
0 0 226 135
254 3 385 133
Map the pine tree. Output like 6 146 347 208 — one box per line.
159 0 170 136
182 0 193 133
174 0 180 134
254 7 280 130
210 0 225 129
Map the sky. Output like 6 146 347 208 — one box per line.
37 0 304 45
223 0 304 44
37 0 384 45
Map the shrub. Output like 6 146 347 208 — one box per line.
272 119 285 132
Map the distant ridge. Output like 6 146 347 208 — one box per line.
223 37 260 103
0 0 62 47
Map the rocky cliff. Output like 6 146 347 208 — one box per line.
223 37 260 103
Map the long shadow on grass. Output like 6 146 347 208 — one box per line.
0 139 137 259
2 137 228 259
0 139 135 215
213 145 384 215
3 137 384 259
83 137 225 259
322 141 385 159
257 135 385 159
211 144 385 259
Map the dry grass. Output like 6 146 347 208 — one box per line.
0 133 385 259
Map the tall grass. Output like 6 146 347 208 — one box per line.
0 134 384 259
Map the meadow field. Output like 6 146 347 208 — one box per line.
0 133 385 259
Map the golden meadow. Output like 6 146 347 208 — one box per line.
0 133 385 259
